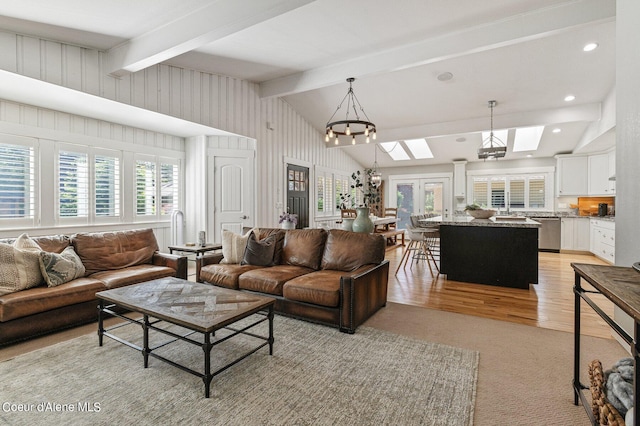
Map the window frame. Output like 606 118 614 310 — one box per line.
134 154 182 222
467 167 554 212
0 135 38 228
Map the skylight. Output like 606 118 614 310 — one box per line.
380 142 410 161
404 138 434 159
481 129 508 147
513 126 544 152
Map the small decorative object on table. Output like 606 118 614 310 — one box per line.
279 211 297 229
464 203 496 219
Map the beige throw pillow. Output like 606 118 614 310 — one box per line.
0 234 43 295
220 229 256 264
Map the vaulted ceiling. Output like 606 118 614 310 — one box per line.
0 0 616 167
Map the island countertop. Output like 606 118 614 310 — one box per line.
420 215 541 228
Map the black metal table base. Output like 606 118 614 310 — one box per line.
573 272 640 425
98 300 274 398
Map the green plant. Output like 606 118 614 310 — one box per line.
464 203 484 211
351 169 381 208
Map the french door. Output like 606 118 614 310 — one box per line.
391 177 451 229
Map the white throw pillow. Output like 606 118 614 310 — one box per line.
0 234 44 295
220 229 255 264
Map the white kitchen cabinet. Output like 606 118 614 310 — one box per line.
590 218 615 263
453 161 467 198
588 153 614 196
607 149 616 194
561 217 591 251
556 155 588 196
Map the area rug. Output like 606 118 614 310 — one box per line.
0 315 478 426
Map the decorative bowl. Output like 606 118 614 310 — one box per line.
466 209 496 219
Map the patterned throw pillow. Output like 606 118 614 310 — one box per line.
39 246 86 287
0 233 43 296
220 229 255 264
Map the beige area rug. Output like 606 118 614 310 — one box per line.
365 302 630 426
0 315 478 426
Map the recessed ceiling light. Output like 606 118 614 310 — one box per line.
437 72 453 81
583 42 598 52
552 128 561 133
564 95 575 102
456 137 466 142
526 154 533 158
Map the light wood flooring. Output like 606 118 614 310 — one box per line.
387 243 616 339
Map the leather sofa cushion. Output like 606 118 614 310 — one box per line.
282 229 327 270
239 265 313 296
33 235 71 254
283 270 344 307
90 265 176 290
73 229 159 276
200 264 265 289
321 229 386 271
0 277 105 322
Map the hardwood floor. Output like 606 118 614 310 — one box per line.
387 243 616 339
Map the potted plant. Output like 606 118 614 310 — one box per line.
279 211 298 229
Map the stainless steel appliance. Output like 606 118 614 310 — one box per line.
598 203 608 217
531 217 561 252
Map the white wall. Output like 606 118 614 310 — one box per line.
0 31 362 232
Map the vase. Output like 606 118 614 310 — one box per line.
352 207 374 233
341 218 354 232
281 221 295 230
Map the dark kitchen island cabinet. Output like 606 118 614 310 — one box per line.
422 216 541 289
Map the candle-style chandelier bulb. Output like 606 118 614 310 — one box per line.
329 128 334 138
345 124 351 136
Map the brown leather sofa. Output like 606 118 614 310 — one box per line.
0 228 187 345
196 228 389 333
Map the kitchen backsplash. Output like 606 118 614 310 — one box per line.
576 196 615 216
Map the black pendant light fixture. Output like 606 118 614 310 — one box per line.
325 78 376 146
478 100 507 160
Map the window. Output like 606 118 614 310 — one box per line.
160 161 179 216
0 142 35 221
59 150 89 219
136 159 156 216
95 154 120 218
316 167 351 216
136 156 180 220
470 172 550 210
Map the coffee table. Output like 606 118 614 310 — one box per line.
96 277 275 398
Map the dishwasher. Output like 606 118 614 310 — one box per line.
531 217 561 252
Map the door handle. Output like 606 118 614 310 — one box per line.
240 215 248 220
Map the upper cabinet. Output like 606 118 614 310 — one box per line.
556 155 588 196
556 150 615 197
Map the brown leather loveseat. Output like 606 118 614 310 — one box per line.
0 228 186 345
196 228 389 333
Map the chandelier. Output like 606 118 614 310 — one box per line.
478 100 506 160
370 144 381 187
325 78 377 145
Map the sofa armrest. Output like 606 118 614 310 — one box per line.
195 253 224 282
339 260 390 334
152 252 188 280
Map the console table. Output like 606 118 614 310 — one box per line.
572 263 640 425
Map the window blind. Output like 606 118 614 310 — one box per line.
59 150 89 218
0 143 34 219
95 155 120 217
160 162 178 216
136 160 156 216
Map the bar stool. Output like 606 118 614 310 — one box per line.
395 225 439 276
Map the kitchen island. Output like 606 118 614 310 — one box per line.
421 215 541 289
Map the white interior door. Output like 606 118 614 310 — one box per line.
211 153 254 241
